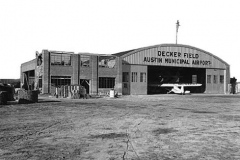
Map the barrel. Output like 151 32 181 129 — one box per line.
109 89 115 98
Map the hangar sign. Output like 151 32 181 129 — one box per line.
143 51 212 66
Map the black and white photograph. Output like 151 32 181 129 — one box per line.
0 0 240 159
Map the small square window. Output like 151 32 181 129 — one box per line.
131 72 138 82
123 72 129 82
80 55 90 67
207 75 211 84
140 72 146 82
220 75 224 84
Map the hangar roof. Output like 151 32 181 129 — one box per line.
113 44 229 67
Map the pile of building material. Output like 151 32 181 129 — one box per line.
18 89 38 104
55 85 87 99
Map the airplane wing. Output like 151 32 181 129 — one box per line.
160 83 202 94
160 83 202 87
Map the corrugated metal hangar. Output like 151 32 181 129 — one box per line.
21 44 230 95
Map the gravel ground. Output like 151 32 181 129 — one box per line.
0 94 240 160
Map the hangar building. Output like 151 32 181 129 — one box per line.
20 44 230 95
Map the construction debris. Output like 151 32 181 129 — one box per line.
18 89 38 104
54 85 88 99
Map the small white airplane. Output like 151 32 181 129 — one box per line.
160 83 202 94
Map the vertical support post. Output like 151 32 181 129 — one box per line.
42 50 50 94
176 20 180 44
91 55 98 95
176 29 178 44
72 54 79 85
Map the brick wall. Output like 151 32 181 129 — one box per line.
42 50 50 94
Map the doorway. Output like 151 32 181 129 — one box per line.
80 79 90 94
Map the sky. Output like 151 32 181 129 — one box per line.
0 0 240 80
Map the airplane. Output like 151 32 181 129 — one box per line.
148 72 202 94
160 83 202 94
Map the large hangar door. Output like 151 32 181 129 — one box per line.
147 66 206 94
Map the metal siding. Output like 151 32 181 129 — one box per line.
123 46 227 69
154 47 159 66
131 54 133 64
137 50 140 64
193 49 198 68
189 48 193 68
135 52 137 64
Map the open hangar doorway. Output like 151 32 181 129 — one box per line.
147 66 206 94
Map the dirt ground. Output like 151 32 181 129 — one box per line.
0 94 240 160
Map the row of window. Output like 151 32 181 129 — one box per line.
51 76 71 86
80 55 90 67
99 77 115 88
207 75 224 84
98 56 116 68
51 54 71 66
50 76 115 88
123 72 147 83
50 54 116 68
49 74 224 89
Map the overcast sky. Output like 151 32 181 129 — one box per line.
0 0 240 80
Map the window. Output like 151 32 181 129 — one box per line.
123 72 129 82
29 70 35 77
220 75 224 84
39 76 42 88
99 56 116 68
213 75 217 84
51 53 71 66
132 72 138 82
80 55 90 67
51 76 71 87
99 77 115 88
192 75 197 84
62 54 71 65
140 72 146 82
207 75 211 84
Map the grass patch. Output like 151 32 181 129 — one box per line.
152 128 177 136
89 133 127 139
192 110 217 114
175 108 217 114
175 108 192 111
219 115 240 121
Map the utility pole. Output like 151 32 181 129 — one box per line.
176 20 180 44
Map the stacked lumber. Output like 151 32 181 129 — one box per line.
55 85 87 99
